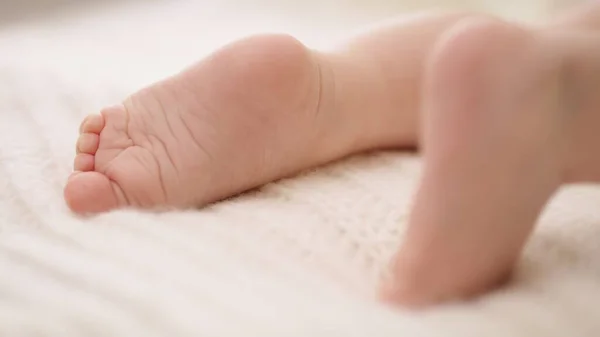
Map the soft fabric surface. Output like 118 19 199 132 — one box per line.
1 1 599 335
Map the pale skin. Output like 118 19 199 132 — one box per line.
64 3 600 307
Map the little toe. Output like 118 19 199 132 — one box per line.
79 114 104 134
64 171 121 213
76 133 99 154
74 153 95 172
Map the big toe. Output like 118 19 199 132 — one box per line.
64 172 121 214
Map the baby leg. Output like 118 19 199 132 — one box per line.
383 4 600 307
64 11 479 213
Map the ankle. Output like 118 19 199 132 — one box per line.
309 51 392 158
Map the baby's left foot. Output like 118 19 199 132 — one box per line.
382 18 597 307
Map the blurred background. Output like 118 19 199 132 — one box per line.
0 0 581 28
0 0 584 114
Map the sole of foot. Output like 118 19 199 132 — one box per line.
64 34 361 214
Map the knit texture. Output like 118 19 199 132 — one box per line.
0 1 599 336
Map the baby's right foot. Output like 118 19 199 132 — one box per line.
64 34 362 213
382 16 600 307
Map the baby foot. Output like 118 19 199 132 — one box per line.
64 34 357 213
382 18 570 306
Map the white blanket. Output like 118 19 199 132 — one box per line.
1 1 599 336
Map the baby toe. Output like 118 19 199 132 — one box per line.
74 153 95 172
64 171 120 213
79 114 105 134
76 133 99 154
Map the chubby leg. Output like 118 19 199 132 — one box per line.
382 7 600 307
383 18 565 306
325 11 477 149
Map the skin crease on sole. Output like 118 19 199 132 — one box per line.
64 4 600 308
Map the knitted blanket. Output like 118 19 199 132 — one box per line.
1 1 599 336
